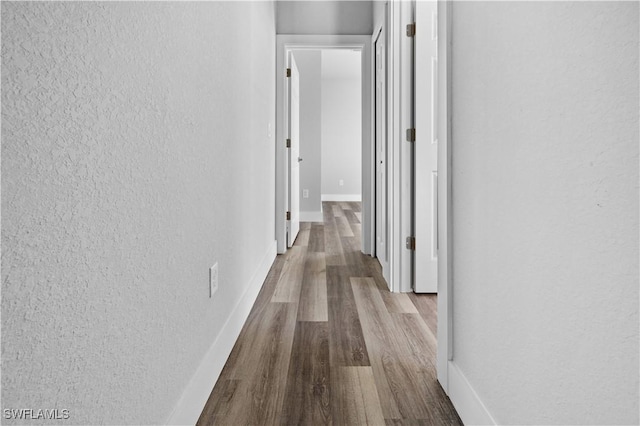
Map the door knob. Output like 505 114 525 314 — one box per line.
298 157 303 162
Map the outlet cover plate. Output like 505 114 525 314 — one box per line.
210 263 218 298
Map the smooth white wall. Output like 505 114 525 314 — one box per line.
321 50 362 198
276 1 373 35
450 2 639 424
292 50 323 214
1 2 276 424
373 0 386 31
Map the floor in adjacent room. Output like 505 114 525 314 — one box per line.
197 201 462 425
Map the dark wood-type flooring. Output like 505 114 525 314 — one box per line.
197 201 462 425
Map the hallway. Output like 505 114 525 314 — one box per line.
197 202 461 425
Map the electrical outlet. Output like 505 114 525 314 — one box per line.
339 179 344 186
303 189 309 198
209 263 218 298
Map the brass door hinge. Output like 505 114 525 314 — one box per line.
286 138 291 148
406 128 416 142
286 68 291 77
286 211 291 220
406 236 416 251
406 23 416 37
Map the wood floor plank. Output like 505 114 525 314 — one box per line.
367 259 391 292
393 314 461 423
215 255 286 382
344 209 361 225
336 215 355 237
352 222 362 241
340 201 353 211
220 302 297 424
196 379 239 426
340 236 371 277
324 219 346 266
309 223 325 252
248 253 286 319
350 277 403 419
295 222 311 247
380 292 419 314
391 313 436 373
271 246 306 303
198 202 461 425
407 293 438 337
344 208 362 240
327 266 370 366
352 277 460 422
282 321 331 425
323 202 335 224
298 252 328 322
333 366 386 426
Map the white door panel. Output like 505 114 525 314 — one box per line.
288 56 301 247
414 0 438 292
375 28 391 286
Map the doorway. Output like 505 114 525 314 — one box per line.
290 49 363 228
275 35 373 257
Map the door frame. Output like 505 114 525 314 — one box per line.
383 0 454 394
436 0 453 393
275 35 373 256
388 0 415 294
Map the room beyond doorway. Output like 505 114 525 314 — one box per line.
291 49 363 224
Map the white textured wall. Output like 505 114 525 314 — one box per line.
451 2 639 424
1 2 276 424
321 51 362 197
276 1 373 35
293 50 323 214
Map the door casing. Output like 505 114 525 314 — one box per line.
381 0 454 395
275 35 373 257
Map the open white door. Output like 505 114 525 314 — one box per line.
287 55 301 248
414 0 438 293
374 28 391 286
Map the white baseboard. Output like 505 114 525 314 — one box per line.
300 211 324 222
448 361 497 425
166 241 277 426
321 194 362 202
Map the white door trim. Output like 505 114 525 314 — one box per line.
275 35 373 256
436 0 453 393
387 0 415 293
